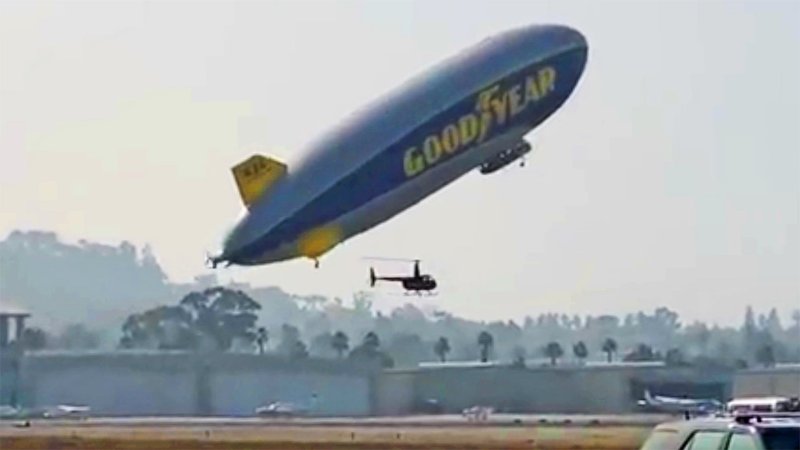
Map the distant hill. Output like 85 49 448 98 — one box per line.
0 230 305 335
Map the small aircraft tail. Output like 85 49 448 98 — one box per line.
644 389 655 404
369 267 377 287
231 154 288 209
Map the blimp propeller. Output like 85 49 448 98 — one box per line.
205 252 229 269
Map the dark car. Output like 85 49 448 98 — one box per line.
639 413 800 450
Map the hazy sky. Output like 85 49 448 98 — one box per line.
1 0 798 326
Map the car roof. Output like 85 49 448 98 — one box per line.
653 413 800 435
728 397 789 405
652 417 733 436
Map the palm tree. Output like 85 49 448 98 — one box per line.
331 331 349 358
477 331 494 363
543 341 563 366
572 341 588 364
601 338 618 363
255 327 268 355
433 337 451 362
363 331 380 353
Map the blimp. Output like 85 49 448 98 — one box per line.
210 24 588 268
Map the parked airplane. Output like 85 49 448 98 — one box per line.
637 389 724 415
0 404 90 420
42 404 91 419
0 405 20 420
255 394 318 418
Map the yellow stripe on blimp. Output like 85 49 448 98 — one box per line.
297 224 343 259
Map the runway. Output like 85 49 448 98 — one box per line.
0 414 665 450
0 413 672 428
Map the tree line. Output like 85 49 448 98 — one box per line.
19 286 798 371
5 231 798 369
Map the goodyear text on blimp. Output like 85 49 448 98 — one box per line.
404 66 556 178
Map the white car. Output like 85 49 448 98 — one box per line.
640 412 800 450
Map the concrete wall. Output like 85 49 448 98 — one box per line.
24 353 200 415
377 363 732 414
208 354 371 416
33 366 195 415
19 352 374 416
374 371 414 416
733 366 800 398
407 366 631 414
13 352 741 416
0 351 22 405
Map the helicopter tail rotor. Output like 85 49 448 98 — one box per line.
369 267 377 287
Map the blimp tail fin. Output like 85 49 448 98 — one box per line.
231 154 288 208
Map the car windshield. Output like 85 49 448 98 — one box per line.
759 428 800 450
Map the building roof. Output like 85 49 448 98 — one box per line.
0 299 30 316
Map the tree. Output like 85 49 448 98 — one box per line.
59 324 101 350
755 344 776 368
363 331 380 352
120 305 194 350
349 331 393 368
791 309 800 332
20 327 48 351
601 338 618 363
624 343 657 362
180 287 261 351
387 333 428 367
433 337 451 362
290 340 309 360
309 332 333 358
255 327 268 355
685 322 711 354
477 331 494 363
665 348 686 366
511 345 527 368
331 331 349 358
543 341 564 366
743 306 757 351
765 308 783 336
277 324 303 356
352 291 373 313
119 287 262 351
572 341 588 364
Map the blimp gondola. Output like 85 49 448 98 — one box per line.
210 24 588 268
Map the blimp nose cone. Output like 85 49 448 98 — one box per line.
552 24 587 47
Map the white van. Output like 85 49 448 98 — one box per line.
727 397 792 413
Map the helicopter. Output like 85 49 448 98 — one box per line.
367 258 438 295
